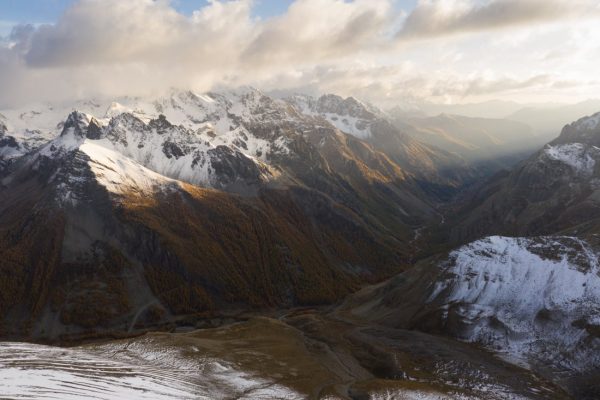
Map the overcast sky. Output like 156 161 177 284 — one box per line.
1 0 599 108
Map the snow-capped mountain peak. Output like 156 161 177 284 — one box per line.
286 93 382 139
7 113 180 206
7 103 282 202
0 89 385 160
60 110 102 139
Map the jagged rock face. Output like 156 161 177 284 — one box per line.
449 112 600 243
85 118 103 140
0 139 20 172
316 94 378 120
61 111 91 138
0 136 17 149
207 145 268 188
0 118 19 171
91 112 276 192
288 93 379 137
554 112 600 146
287 94 377 140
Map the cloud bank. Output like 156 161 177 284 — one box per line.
0 0 599 107
398 0 600 39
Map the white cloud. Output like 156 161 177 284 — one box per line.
241 0 391 67
0 0 399 106
260 63 592 107
397 0 600 40
0 0 599 107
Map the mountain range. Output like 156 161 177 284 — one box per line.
2 88 600 398
0 88 478 340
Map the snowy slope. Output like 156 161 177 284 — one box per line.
98 112 277 189
543 143 600 175
428 236 600 371
80 141 177 196
4 118 179 206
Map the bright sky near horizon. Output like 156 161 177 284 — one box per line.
0 0 599 108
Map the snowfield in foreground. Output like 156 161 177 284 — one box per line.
0 342 302 400
0 340 521 400
429 235 600 371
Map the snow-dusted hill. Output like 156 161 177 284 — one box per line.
428 236 600 372
342 234 600 395
435 113 600 372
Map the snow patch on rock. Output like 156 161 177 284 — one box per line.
544 143 599 175
322 112 371 139
287 93 378 139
